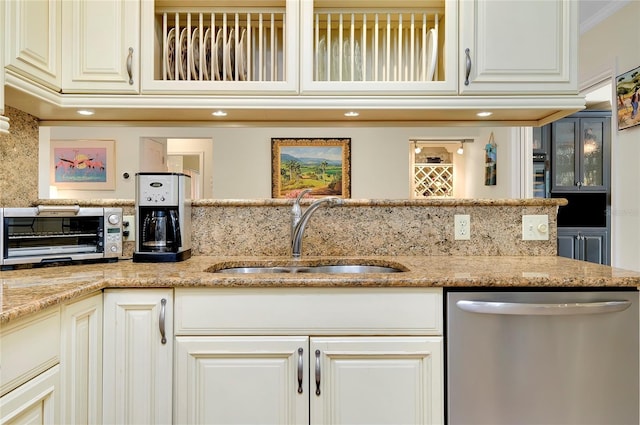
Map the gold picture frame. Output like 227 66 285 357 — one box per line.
50 139 116 190
271 138 351 198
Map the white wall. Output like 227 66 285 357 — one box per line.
40 125 521 200
167 138 214 198
579 1 640 271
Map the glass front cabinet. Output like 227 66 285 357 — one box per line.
551 112 610 192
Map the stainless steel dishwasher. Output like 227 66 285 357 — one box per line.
446 289 639 425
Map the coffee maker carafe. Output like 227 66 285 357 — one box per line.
133 172 192 262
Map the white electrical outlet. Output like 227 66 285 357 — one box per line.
123 215 135 242
522 215 549 240
454 214 471 240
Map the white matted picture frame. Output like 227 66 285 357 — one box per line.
50 139 116 190
616 65 640 131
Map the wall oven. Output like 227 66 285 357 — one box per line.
1 206 123 269
533 153 550 198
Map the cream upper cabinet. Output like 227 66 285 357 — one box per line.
0 0 8 134
103 289 173 425
140 0 299 94
61 0 140 93
4 0 62 91
299 0 458 95
459 0 577 94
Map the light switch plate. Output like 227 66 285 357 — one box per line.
454 214 471 240
522 215 549 240
123 215 135 242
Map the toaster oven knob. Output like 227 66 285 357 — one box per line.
108 214 120 225
110 246 118 252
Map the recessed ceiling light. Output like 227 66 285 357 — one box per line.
344 111 359 117
477 111 493 117
77 109 95 116
212 110 228 117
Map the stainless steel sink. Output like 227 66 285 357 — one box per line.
212 264 404 274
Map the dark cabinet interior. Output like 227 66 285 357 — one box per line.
539 111 612 265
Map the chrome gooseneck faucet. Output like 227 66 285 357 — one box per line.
290 189 344 258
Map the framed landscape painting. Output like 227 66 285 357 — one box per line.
616 65 640 131
271 138 351 198
50 139 116 190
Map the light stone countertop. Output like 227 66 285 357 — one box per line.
2 255 639 324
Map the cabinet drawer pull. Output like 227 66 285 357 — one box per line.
297 348 304 394
315 349 321 396
159 298 167 344
464 48 471 86
127 47 134 85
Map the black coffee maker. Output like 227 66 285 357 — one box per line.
133 172 192 262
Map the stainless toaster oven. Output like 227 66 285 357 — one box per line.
0 205 123 269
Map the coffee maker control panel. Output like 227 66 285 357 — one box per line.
137 173 181 206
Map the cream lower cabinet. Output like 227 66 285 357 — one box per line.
310 337 442 425
174 336 309 424
60 293 103 425
174 335 442 425
0 306 62 425
0 366 61 425
103 289 173 425
174 287 444 425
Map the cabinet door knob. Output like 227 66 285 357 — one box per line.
127 47 134 85
464 48 472 86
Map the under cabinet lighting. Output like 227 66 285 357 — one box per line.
77 109 95 116
476 111 493 117
212 110 228 117
344 111 359 117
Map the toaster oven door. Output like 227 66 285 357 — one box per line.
1 207 106 266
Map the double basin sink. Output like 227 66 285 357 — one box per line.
208 260 407 274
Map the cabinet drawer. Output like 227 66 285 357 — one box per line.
175 287 442 336
1 307 61 396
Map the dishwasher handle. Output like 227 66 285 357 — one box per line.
456 299 632 316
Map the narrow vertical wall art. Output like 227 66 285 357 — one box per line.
484 132 497 186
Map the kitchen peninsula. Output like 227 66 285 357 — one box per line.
2 197 640 425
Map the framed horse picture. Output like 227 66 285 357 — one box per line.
50 139 116 190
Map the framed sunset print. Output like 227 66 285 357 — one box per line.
50 139 116 190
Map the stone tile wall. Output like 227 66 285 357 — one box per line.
0 106 39 207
